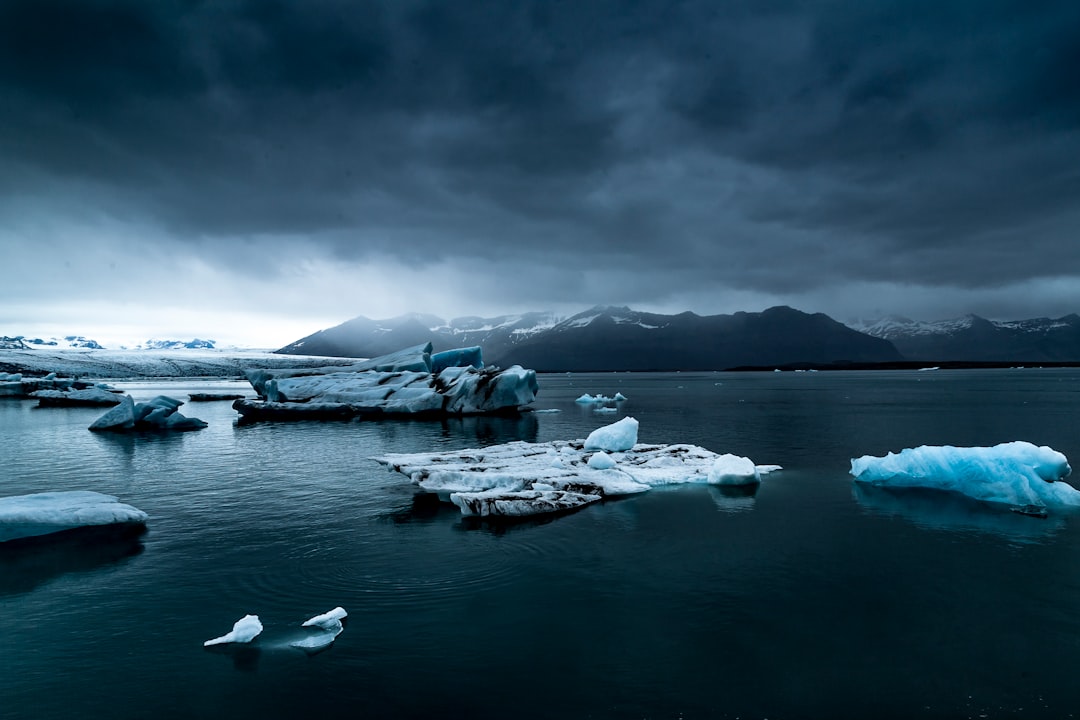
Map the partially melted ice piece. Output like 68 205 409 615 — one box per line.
850 441 1079 509
204 615 263 646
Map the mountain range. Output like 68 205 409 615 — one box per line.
277 305 903 371
0 336 218 351
849 314 1080 362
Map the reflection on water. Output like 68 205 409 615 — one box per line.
707 483 759 513
853 483 1067 543
0 525 146 596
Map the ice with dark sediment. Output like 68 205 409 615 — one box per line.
234 343 538 420
373 417 779 519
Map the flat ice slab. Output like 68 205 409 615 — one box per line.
850 441 1080 509
0 491 148 543
373 419 777 519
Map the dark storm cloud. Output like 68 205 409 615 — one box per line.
3 0 1080 312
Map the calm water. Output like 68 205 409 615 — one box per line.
4 369 1080 719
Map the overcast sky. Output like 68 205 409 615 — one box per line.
3 0 1080 347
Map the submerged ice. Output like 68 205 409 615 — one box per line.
850 441 1080 509
374 417 778 519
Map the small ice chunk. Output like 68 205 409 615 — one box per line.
588 451 617 470
614 392 627 401
707 454 761 485
302 607 348 629
204 615 263 646
584 416 639 452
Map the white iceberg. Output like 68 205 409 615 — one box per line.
204 615 263 646
235 343 538 420
302 607 348 628
374 418 777 518
0 491 148 543
850 441 1080 509
584 416 639 452
707 454 761 486
89 395 208 432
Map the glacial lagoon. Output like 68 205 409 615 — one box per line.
4 369 1080 719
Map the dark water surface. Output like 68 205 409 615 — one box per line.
3 370 1080 719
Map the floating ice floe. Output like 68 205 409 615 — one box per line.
373 417 779 519
233 343 538 421
574 392 627 405
0 371 82 398
850 441 1080 510
0 491 148 543
89 395 208 432
204 615 263 646
31 387 123 407
291 607 348 651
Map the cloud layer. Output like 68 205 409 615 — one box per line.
3 0 1079 344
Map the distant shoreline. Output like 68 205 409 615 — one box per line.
724 360 1080 372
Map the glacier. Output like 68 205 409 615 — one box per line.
0 491 148 543
373 418 779 519
234 343 538 421
850 441 1080 509
89 395 208 432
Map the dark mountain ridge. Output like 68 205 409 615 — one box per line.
277 305 902 371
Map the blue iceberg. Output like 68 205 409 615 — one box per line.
850 441 1080 509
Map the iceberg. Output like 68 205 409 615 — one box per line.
850 441 1080 509
584 416 639 452
89 395 208 432
31 387 123 407
373 418 778 519
234 344 538 421
204 615 263 646
707 454 761 485
0 491 148 543
291 607 348 651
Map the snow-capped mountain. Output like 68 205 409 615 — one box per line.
848 314 1080 361
1 335 105 350
277 311 563 360
124 338 217 350
278 305 902 370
